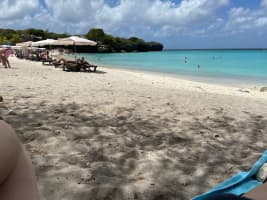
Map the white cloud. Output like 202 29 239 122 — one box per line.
255 17 267 26
39 0 229 36
0 0 229 32
0 0 39 19
116 0 228 38
261 0 267 8
224 5 267 33
91 0 229 29
44 0 105 23
146 0 228 26
1 0 267 45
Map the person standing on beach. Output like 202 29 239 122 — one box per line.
0 54 4 67
46 50 50 59
0 49 5 67
5 48 12 68
0 48 12 68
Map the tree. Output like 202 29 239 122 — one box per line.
10 33 21 44
0 35 8 44
85 28 105 41
0 27 163 52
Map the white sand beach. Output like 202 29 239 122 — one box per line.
1 57 267 200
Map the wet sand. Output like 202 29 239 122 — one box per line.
1 57 267 200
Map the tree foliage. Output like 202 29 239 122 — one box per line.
85 28 105 42
86 28 163 52
0 27 163 52
0 28 69 45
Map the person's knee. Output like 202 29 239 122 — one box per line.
0 121 21 184
0 121 40 200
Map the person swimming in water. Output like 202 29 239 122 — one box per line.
184 56 188 64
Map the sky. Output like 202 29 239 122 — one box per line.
1 0 267 49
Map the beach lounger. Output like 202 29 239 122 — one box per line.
60 57 98 72
80 63 97 72
42 57 54 65
62 61 81 72
192 150 267 200
52 59 65 68
77 58 98 72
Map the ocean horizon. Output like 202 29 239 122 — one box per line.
80 49 267 87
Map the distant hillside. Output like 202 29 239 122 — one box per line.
0 28 68 44
0 28 163 53
85 28 163 52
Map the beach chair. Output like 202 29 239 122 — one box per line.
60 57 97 72
52 59 64 68
192 150 267 200
77 58 98 72
80 62 97 72
62 60 81 72
42 57 54 65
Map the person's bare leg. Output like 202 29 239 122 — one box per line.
1 57 7 68
3 57 9 68
0 56 6 68
0 121 39 200
5 58 11 68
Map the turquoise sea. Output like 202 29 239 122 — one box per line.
81 50 267 86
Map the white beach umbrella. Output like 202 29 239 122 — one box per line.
16 41 32 47
31 39 57 47
54 36 97 46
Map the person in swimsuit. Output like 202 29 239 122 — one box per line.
0 48 11 68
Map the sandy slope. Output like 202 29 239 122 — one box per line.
1 57 267 200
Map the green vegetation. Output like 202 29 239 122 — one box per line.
0 28 163 52
0 28 69 45
85 28 163 52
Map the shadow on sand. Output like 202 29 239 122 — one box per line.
1 101 267 200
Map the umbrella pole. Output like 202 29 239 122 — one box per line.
74 41 77 53
72 42 76 60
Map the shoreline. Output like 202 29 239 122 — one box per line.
93 62 267 89
4 56 267 100
81 54 267 89
80 58 267 100
1 57 267 200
